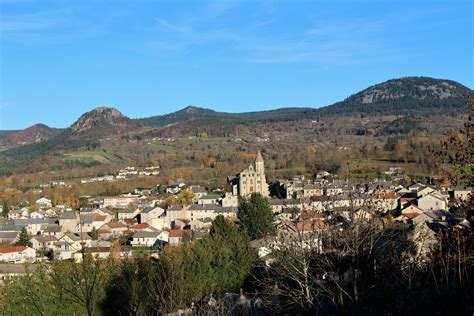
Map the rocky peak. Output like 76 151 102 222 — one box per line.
347 77 471 105
70 106 135 135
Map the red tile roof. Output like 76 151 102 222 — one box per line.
405 213 420 219
374 192 398 199
130 223 150 229
296 221 328 232
93 215 107 222
0 246 28 253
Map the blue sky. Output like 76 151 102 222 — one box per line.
0 0 472 130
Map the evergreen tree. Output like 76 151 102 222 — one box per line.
238 193 276 240
210 214 237 238
90 226 99 240
16 227 32 247
2 200 8 218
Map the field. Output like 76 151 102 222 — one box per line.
62 150 115 164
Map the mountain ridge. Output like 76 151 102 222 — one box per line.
0 76 471 172
2 76 472 133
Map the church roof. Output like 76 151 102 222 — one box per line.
255 150 264 163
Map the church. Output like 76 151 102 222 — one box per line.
228 150 269 197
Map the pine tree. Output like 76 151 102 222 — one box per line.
2 200 8 218
238 193 276 240
90 226 99 240
16 227 32 247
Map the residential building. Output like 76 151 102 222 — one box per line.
0 246 36 263
168 230 193 246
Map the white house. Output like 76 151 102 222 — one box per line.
117 208 140 220
58 233 92 252
139 206 165 223
0 246 36 263
8 208 29 220
103 195 140 208
131 230 168 247
146 217 170 231
14 218 50 235
35 197 52 209
30 210 46 219
168 230 193 246
59 211 78 233
198 194 220 205
221 194 238 207
31 236 58 252
418 192 448 211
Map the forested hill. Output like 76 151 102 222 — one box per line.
317 76 471 116
136 106 317 127
138 76 471 126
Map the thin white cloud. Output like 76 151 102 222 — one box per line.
147 3 443 66
0 8 76 32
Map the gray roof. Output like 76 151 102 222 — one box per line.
133 231 161 238
199 194 220 200
60 212 77 220
65 233 92 241
190 186 207 193
32 235 58 243
167 205 183 211
187 204 238 213
0 231 18 239
43 224 62 233
117 208 136 213
14 218 51 226
0 225 22 232
141 207 160 213
80 215 94 224
217 207 238 214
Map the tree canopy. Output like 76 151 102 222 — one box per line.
238 193 276 240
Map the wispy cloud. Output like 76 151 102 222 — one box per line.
145 1 419 66
0 8 75 32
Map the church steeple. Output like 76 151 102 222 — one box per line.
255 150 264 174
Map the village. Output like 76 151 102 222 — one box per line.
0 150 471 284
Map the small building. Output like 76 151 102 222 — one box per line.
35 197 52 209
139 206 165 223
0 246 36 263
103 195 140 209
221 194 238 207
168 230 193 246
418 192 448 211
117 208 140 220
131 230 168 247
59 211 78 233
0 232 18 245
31 235 58 252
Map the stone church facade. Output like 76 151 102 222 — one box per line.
228 150 269 197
